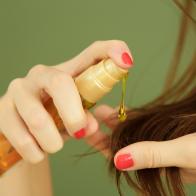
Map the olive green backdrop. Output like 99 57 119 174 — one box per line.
0 0 195 195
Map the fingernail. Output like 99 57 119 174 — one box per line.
121 52 133 66
115 153 134 170
74 128 86 139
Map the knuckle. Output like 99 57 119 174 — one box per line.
67 115 87 130
145 142 161 168
27 110 48 130
90 40 128 51
29 155 45 164
16 137 35 151
91 40 128 49
28 64 46 77
91 40 102 47
50 71 71 89
109 40 127 48
8 78 23 92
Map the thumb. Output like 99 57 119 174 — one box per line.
114 135 196 171
55 40 133 76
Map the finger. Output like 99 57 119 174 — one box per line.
12 79 64 153
55 40 134 76
114 134 196 171
85 110 99 137
44 110 99 141
94 104 119 129
85 129 110 157
85 109 110 157
27 66 87 139
0 98 44 163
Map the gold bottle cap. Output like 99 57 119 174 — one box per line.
75 59 128 103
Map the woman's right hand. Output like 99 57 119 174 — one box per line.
0 40 133 164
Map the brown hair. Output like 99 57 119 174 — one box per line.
108 0 196 195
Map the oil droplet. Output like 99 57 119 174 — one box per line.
118 104 127 122
118 73 128 122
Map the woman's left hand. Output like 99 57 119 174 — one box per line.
88 104 196 183
113 133 196 183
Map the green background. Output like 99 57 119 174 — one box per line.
0 0 195 195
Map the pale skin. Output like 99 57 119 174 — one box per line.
0 40 195 196
0 40 133 196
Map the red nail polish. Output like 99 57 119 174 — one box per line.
115 153 134 170
74 128 86 139
121 52 133 66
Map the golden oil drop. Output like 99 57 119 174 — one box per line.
118 72 128 122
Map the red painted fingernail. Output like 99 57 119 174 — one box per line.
121 52 133 66
74 128 86 139
115 153 134 170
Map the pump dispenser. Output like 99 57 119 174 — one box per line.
0 58 128 174
75 59 128 107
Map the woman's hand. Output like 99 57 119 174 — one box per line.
0 40 133 164
113 133 196 183
91 105 196 183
